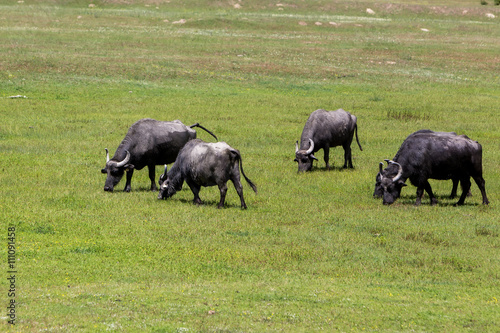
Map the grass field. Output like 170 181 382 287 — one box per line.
1 0 499 331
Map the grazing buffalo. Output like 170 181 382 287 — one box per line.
101 119 217 192
373 131 471 199
375 130 489 206
295 109 362 172
158 139 257 209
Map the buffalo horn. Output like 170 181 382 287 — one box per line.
105 148 110 163
390 161 403 182
377 162 385 182
305 139 315 155
116 150 130 167
295 141 299 153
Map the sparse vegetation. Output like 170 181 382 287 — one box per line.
1 0 499 331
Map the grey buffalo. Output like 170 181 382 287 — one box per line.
375 130 489 206
158 139 257 209
295 109 362 172
101 118 217 192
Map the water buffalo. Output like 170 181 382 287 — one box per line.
376 130 489 206
158 139 257 209
101 118 217 192
295 109 362 172
373 130 471 199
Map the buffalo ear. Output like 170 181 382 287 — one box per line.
398 181 407 187
125 164 135 172
294 158 298 162
310 154 318 161
101 168 107 174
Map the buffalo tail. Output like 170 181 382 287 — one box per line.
190 123 218 141
355 124 363 151
233 150 257 194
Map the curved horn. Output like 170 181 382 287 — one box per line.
295 141 299 153
377 162 385 182
105 148 110 163
390 161 403 182
305 139 315 155
116 150 130 168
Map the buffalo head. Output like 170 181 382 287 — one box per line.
157 165 182 200
157 178 183 200
101 148 134 192
376 160 407 205
294 139 318 172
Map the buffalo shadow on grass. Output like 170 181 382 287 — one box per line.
156 197 249 209
385 193 480 207
309 165 358 172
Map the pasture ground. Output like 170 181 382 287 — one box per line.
1 0 499 331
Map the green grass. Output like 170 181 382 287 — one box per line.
1 0 499 331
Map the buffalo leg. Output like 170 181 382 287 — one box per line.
343 144 353 168
421 181 437 205
456 177 471 206
415 187 425 206
217 183 228 209
323 146 331 170
231 178 247 209
186 180 202 205
472 176 489 205
124 169 134 192
450 179 459 199
148 165 158 191
452 179 472 198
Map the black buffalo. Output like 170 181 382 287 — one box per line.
376 130 489 206
101 118 217 192
295 109 362 172
158 139 257 209
373 131 471 199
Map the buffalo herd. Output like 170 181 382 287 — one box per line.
101 110 489 208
